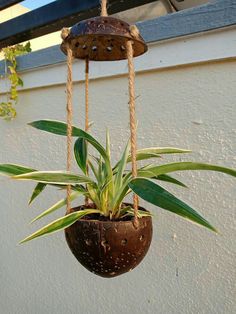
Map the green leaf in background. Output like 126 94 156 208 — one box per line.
29 183 47 205
29 120 108 163
0 164 35 176
127 147 191 163
154 174 187 188
13 171 94 185
30 191 83 223
138 162 236 178
129 178 217 232
114 140 130 191
29 120 113 180
104 129 114 200
20 209 101 244
74 138 87 174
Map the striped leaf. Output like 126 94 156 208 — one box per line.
30 191 83 223
74 138 87 174
127 147 191 162
13 171 94 185
20 209 101 243
0 164 35 176
138 162 236 178
29 183 47 205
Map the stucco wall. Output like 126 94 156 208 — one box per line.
0 30 235 313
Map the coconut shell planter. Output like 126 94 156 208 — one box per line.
60 6 153 278
0 0 235 279
66 205 152 278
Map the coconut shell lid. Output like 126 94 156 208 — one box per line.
61 16 148 61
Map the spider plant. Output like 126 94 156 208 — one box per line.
0 120 235 243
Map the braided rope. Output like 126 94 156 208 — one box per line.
65 44 73 212
126 40 139 227
101 0 108 16
85 57 90 207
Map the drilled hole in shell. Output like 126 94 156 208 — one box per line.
92 46 97 51
107 46 112 52
121 239 128 246
140 235 145 241
85 239 92 246
102 240 109 245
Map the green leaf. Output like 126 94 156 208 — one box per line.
111 173 132 210
18 77 24 87
88 159 99 181
74 138 87 174
30 191 83 223
154 174 187 188
20 209 101 243
106 129 111 161
0 164 35 176
29 120 108 162
114 140 130 191
29 183 47 205
13 171 94 185
126 208 152 218
104 129 113 200
24 41 31 52
138 162 236 178
127 147 191 163
29 120 113 181
129 178 217 232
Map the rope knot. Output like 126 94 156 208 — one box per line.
129 25 140 39
61 27 70 40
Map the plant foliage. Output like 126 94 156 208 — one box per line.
0 42 31 120
0 120 235 242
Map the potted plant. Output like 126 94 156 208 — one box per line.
0 119 235 277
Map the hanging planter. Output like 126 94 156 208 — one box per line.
0 0 236 278
65 204 152 278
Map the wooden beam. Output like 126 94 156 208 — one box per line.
0 0 158 48
0 0 22 11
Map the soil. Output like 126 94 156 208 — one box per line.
70 202 149 222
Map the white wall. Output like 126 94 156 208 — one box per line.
0 28 235 314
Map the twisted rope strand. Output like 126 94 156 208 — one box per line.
85 57 90 207
66 45 73 212
126 40 139 226
85 58 89 133
101 0 108 16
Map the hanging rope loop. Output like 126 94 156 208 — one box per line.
65 43 73 213
61 27 70 40
85 58 90 133
100 0 108 16
126 40 139 228
84 57 90 207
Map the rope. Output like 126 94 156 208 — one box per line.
85 58 89 133
101 0 108 16
85 57 89 207
65 44 73 212
126 40 139 227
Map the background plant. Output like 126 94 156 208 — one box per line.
0 42 31 120
0 120 235 243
